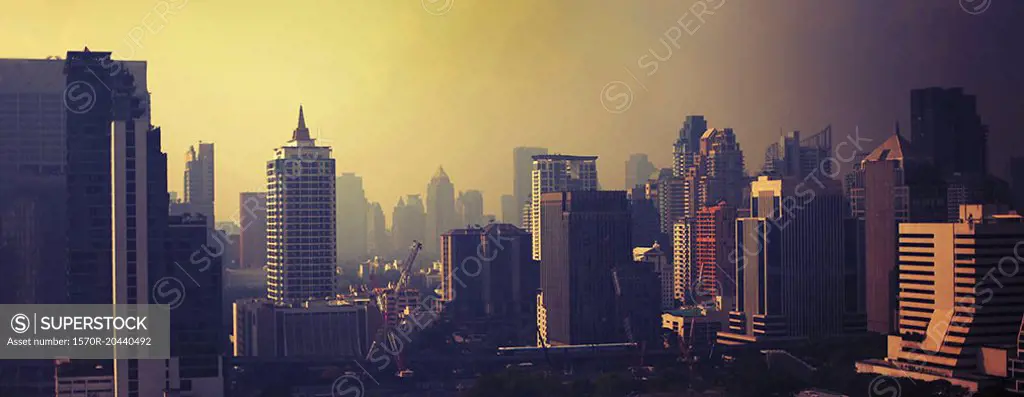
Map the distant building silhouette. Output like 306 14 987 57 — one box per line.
456 189 485 227
366 201 390 257
184 142 215 229
625 153 656 190
238 192 267 270
500 193 518 224
760 126 832 178
426 166 457 254
337 172 368 261
392 195 426 255
911 87 988 177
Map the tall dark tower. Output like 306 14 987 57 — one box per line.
911 87 988 176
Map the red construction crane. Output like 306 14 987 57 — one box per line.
366 241 423 363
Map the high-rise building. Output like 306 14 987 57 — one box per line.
911 87 988 177
634 243 673 310
628 186 663 248
513 146 548 224
694 202 737 309
500 194 518 224
167 214 224 393
426 166 457 254
366 202 390 257
717 176 846 347
761 126 832 178
265 106 337 302
456 189 485 227
673 220 695 305
233 298 372 358
184 141 215 228
851 133 947 333
673 116 707 178
698 127 746 208
530 154 599 260
392 195 425 255
336 172 368 261
625 153 656 190
856 205 1024 392
239 192 267 270
539 191 631 345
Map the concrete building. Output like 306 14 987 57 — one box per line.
366 201 390 257
184 141 215 229
855 205 1024 392
239 192 268 270
672 115 707 178
634 243 674 310
694 202 737 310
628 186 665 249
456 189 485 227
697 127 746 208
625 153 656 190
426 166 457 254
392 195 425 256
911 87 988 177
850 133 947 333
760 126 832 178
530 154 599 260
233 299 372 358
336 172 368 261
513 146 548 226
265 106 337 302
500 194 518 225
717 176 846 347
539 191 631 345
673 220 695 305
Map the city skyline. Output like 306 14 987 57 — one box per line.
3 1 1023 221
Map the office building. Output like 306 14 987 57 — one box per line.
392 195 425 255
634 242 673 310
856 205 1024 392
183 141 215 228
233 299 372 358
513 146 548 225
426 166 457 254
717 176 846 347
456 189 485 227
539 191 631 345
612 261 661 345
911 87 988 177
366 201 390 257
500 194 518 224
698 127 746 208
852 133 947 333
336 172 368 261
761 126 832 178
673 115 707 178
694 202 737 309
625 153 656 190
265 106 337 302
530 154 599 260
238 192 267 270
673 220 695 305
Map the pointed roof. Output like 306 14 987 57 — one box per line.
432 166 449 181
291 105 311 142
863 133 911 164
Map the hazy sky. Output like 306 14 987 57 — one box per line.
2 0 1022 222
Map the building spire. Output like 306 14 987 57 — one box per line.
292 105 311 142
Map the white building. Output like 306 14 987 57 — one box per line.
530 154 598 260
266 106 337 302
673 221 695 304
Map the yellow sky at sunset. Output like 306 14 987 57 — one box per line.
3 0 1018 222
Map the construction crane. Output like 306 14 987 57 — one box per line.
365 241 423 362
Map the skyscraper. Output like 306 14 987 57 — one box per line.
852 133 947 333
366 201 390 257
513 146 548 226
628 186 663 248
856 205 1024 392
673 220 695 305
184 141 215 228
911 87 988 177
760 126 833 178
625 153 656 190
392 195 425 254
265 106 337 302
456 189 485 227
238 192 267 270
694 202 737 309
673 115 707 178
633 243 673 310
426 166 457 254
500 193 518 224
698 127 746 208
530 154 599 260
717 176 846 346
539 191 631 345
336 172 368 261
